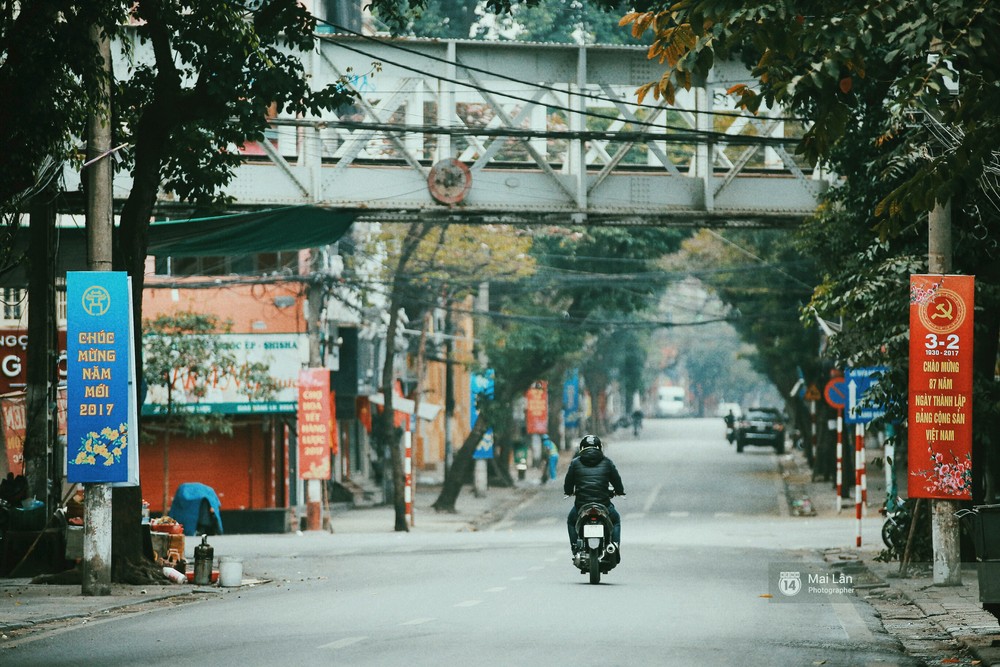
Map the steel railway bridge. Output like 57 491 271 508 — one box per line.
66 33 829 228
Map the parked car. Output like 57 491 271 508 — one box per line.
735 407 786 454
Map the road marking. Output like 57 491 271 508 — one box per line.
535 517 558 525
455 599 482 608
832 601 875 641
485 587 506 593
528 565 544 571
714 512 734 518
644 483 663 512
399 617 435 626
544 557 557 563
668 510 690 518
624 512 646 521
319 637 368 650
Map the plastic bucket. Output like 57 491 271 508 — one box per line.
218 556 243 587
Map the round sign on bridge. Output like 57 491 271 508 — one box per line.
824 378 849 410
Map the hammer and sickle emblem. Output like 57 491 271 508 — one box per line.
931 300 954 321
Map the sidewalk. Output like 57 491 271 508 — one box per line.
0 480 537 637
780 444 1000 665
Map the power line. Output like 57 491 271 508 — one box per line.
318 20 805 124
316 32 799 147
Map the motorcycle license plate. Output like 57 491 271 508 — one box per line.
583 524 603 538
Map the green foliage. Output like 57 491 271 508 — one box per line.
0 3 127 207
142 311 277 437
375 0 632 44
480 226 686 426
113 1 355 212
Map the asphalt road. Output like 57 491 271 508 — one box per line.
6 418 917 666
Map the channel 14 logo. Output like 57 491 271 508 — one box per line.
778 571 802 597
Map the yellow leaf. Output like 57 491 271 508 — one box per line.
619 12 639 27
760 593 773 598
727 84 748 96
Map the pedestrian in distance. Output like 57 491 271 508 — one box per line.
540 434 559 484
564 434 626 560
724 409 736 444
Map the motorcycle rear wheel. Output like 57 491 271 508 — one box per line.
588 551 601 584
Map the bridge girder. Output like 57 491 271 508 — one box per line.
64 33 826 228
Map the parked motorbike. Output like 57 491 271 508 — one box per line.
571 500 620 584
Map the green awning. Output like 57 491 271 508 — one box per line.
147 206 356 257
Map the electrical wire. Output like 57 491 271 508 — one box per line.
318 36 797 148
317 19 806 124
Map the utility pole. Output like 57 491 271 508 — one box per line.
928 200 961 586
82 23 114 596
304 247 326 530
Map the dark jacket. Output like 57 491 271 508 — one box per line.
564 447 625 507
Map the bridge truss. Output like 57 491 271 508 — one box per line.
73 33 829 228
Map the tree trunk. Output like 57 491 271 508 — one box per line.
24 187 56 509
973 299 1000 504
432 418 488 512
111 103 172 583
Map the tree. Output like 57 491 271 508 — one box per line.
371 222 534 526
143 311 278 515
101 1 353 581
429 225 685 511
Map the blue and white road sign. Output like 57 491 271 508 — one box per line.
844 366 887 424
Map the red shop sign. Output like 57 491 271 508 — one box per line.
907 274 974 500
525 381 548 435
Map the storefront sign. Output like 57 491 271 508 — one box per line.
525 381 548 435
1 393 25 476
908 274 974 500
66 272 137 484
297 368 332 480
143 333 308 415
0 330 69 394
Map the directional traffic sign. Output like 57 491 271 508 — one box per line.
824 377 849 410
845 366 887 424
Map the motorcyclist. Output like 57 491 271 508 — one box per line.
564 434 625 559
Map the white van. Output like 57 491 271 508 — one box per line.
655 386 687 417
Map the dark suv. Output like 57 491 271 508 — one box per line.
735 408 786 454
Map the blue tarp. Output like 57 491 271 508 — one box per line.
168 483 224 537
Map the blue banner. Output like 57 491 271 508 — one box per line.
66 272 135 483
471 369 495 460
563 369 580 429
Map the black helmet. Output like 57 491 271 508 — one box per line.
579 434 602 450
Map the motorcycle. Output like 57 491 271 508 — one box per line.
571 499 620 584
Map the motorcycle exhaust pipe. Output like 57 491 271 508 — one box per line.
605 543 617 555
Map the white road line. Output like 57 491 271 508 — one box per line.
485 587 506 593
714 512 734 518
318 637 368 650
455 599 482 608
832 601 875 641
528 565 544 571
644 483 663 513
544 557 557 563
535 517 558 525
668 510 690 518
624 512 646 521
399 618 435 626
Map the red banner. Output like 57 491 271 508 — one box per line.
908 274 974 500
525 381 548 435
0 393 25 476
297 368 332 480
